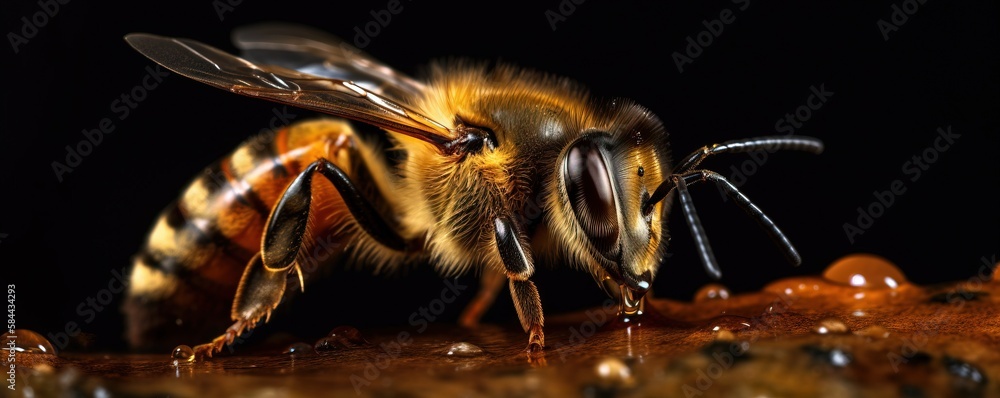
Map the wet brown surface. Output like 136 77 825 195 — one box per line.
6 253 1000 397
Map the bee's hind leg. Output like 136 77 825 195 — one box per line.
192 253 285 359
194 157 407 359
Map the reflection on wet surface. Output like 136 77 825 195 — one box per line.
7 254 1000 397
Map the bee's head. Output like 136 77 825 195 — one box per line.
554 103 671 302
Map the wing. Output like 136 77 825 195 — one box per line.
231 22 425 101
124 33 454 148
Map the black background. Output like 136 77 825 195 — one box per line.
2 0 997 352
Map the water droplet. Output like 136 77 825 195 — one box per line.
283 342 314 356
813 319 849 334
823 253 906 289
705 315 753 333
315 326 368 352
0 329 57 355
445 342 484 357
693 283 731 302
595 357 634 388
171 345 195 362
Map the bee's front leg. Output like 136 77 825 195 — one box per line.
494 216 544 353
194 157 406 359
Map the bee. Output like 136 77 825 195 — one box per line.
122 23 823 358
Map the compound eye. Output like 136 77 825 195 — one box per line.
563 139 619 256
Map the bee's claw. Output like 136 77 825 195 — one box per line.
525 324 545 354
190 319 250 361
192 341 220 361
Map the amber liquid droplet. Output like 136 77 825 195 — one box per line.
445 342 484 357
705 315 753 333
618 285 644 322
823 253 906 289
283 342 314 356
855 325 890 339
595 357 634 388
315 325 369 352
328 326 367 344
813 318 849 334
171 345 195 363
693 283 731 302
715 329 736 341
0 329 57 355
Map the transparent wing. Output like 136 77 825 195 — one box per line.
124 33 454 147
231 22 425 101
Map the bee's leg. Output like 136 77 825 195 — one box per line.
192 251 284 358
494 216 545 353
194 158 406 359
458 269 506 327
510 279 545 353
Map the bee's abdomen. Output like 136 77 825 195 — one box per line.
124 122 340 351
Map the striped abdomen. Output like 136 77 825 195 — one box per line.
124 119 367 350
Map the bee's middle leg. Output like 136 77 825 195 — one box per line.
459 269 506 328
494 216 544 353
194 158 406 358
